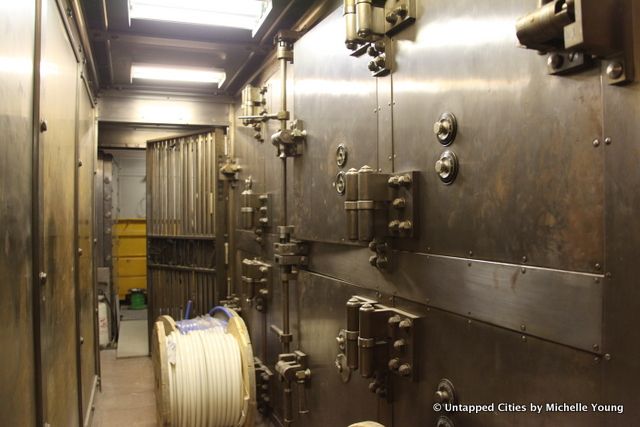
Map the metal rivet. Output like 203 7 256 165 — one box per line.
521 335 527 342
604 353 612 361
40 120 48 132
520 324 526 331
604 137 612 145
521 267 526 274
522 256 528 263
593 344 599 352
606 62 624 80
595 263 601 271
592 138 601 147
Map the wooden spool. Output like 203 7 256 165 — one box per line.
152 311 256 427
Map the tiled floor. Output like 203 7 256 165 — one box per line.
92 350 157 427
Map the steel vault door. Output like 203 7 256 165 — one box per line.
38 0 82 425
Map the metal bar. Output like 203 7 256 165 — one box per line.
31 0 44 423
70 0 100 94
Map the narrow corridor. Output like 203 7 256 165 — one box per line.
93 351 156 427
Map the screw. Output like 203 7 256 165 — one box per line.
39 272 47 284
604 137 612 145
593 344 600 352
521 267 526 274
521 335 527 342
78 160 83 167
592 138 601 147
520 324 526 331
522 256 528 263
604 353 612 361
595 263 601 271
606 62 624 80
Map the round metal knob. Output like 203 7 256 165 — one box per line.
435 151 459 184
433 112 457 145
434 390 450 403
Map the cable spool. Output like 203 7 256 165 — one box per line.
153 309 256 427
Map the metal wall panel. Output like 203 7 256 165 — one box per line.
39 0 80 424
392 0 604 273
291 8 379 243
77 79 97 424
98 92 230 126
602 12 640 421
0 1 37 426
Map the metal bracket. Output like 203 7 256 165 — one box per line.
344 0 416 77
276 350 312 415
344 166 418 242
255 357 274 416
240 178 270 244
340 295 422 391
220 295 241 313
241 258 271 312
273 226 309 276
271 119 307 158
516 0 637 85
219 157 241 182
239 85 269 142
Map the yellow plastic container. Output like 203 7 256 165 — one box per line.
113 219 147 300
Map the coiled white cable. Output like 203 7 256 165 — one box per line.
166 322 244 427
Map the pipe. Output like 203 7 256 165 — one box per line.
70 0 100 93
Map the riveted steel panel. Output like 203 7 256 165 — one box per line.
392 0 604 273
39 0 80 424
391 297 603 427
291 7 379 243
307 242 602 352
0 1 37 426
601 10 640 421
77 81 97 422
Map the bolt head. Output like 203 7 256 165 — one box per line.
547 53 564 70
606 62 624 80
398 363 412 376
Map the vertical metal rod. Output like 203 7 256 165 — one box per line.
280 58 288 132
284 384 293 426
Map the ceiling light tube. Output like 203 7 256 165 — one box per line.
129 0 270 30
130 63 226 85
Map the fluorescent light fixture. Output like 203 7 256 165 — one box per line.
130 64 226 85
129 0 271 31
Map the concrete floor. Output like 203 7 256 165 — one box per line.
93 350 157 427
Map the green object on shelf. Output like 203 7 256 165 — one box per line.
130 289 146 310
